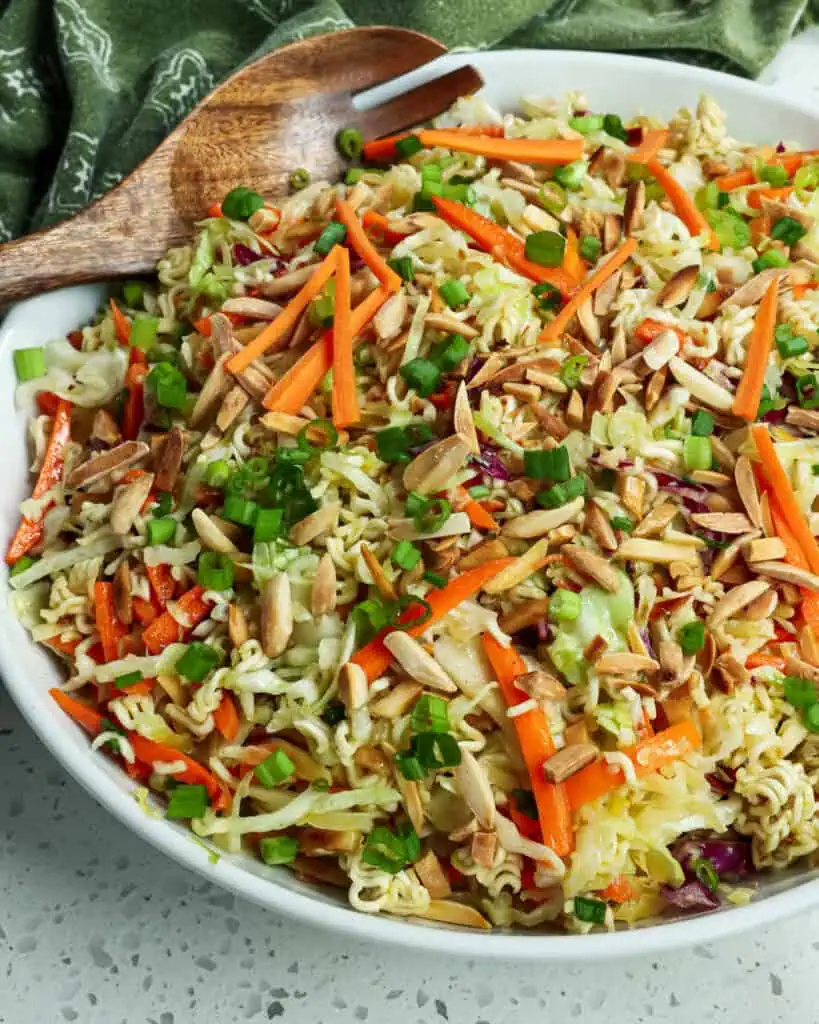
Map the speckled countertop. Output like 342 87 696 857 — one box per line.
6 32 819 1024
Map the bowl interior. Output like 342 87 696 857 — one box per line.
3 48 819 960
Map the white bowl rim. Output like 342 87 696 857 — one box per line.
4 45 819 961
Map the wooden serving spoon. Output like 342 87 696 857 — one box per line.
0 27 481 307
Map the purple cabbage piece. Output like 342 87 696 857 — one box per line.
466 357 484 383
232 243 264 266
662 880 720 912
536 619 549 641
776 141 786 153
653 471 712 513
474 446 512 481
672 832 751 880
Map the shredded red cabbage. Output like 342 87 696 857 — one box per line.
232 243 265 266
672 833 751 879
473 447 511 481
662 880 720 912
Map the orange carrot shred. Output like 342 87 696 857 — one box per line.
94 582 121 663
334 198 402 293
226 249 339 374
331 244 358 428
747 186 793 210
361 210 415 245
599 875 637 903
213 692 241 742
539 238 637 343
562 227 585 284
626 129 669 164
645 158 719 251
417 130 583 165
143 585 212 654
481 633 573 857
110 299 131 345
362 125 505 162
732 277 778 421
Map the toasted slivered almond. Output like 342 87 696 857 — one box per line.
724 267 785 309
459 537 509 571
260 410 310 435
90 408 121 446
709 578 771 627
713 653 749 693
110 472 155 535
565 719 590 746
642 329 680 371
471 831 498 870
215 385 249 432
516 669 567 701
153 426 184 493
260 263 316 298
800 627 819 667
710 435 736 472
290 503 340 546
624 179 646 234
504 382 541 404
543 742 598 783
383 632 457 692
454 748 495 829
498 597 551 634
353 744 391 776
786 406 819 431
733 455 763 529
260 572 293 658
484 538 549 594
603 212 622 252
744 537 786 564
785 655 819 685
360 542 398 601
339 661 369 713
311 553 337 616
389 511 471 542
596 652 659 675
68 440 149 488
585 501 618 552
668 357 734 410
752 561 819 591
659 639 685 677
644 366 667 412
190 353 230 428
690 512 753 535
403 436 470 496
113 560 132 626
633 502 678 538
191 508 238 554
292 856 348 888
453 381 479 455
424 311 480 339
566 389 584 429
502 497 585 539
615 538 702 564
744 588 778 620
372 290 407 342
369 680 423 718
710 531 758 580
531 405 570 440
414 850 452 899
583 635 609 664
228 604 249 647
618 475 646 520
576 297 600 344
656 265 699 308
593 268 622 316
692 470 732 488
563 546 620 593
417 900 492 931
222 296 282 319
466 353 504 390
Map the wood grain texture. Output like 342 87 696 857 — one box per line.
0 27 482 307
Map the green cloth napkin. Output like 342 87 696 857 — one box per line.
0 0 813 242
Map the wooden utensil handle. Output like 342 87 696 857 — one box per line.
0 169 181 307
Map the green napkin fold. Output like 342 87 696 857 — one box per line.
0 0 812 243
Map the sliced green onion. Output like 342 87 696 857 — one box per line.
537 483 567 509
9 555 36 577
693 856 720 892
222 186 265 221
400 358 442 397
254 507 283 543
524 230 566 268
289 168 311 191
599 468 616 491
412 731 462 772
147 362 188 409
602 114 627 141
245 456 270 482
130 316 159 352
752 248 789 273
524 445 570 482
439 278 470 308
574 895 607 924
259 836 299 865
553 161 587 191
695 182 720 211
796 373 819 409
579 235 602 262
549 589 581 622
540 182 567 215
375 426 412 464
421 162 442 184
771 216 807 245
683 435 712 471
564 476 586 499
114 670 144 689
805 703 819 732
175 642 221 683
13 347 46 382
423 570 447 588
298 418 338 452
395 596 433 631
705 209 751 250
166 783 208 820
198 551 234 591
560 354 588 389
146 516 176 546
511 788 538 820
783 675 817 709
395 135 423 159
337 127 363 161
361 823 419 873
610 515 634 532
414 497 451 533
395 753 425 780
392 540 421 571
759 163 789 187
533 281 561 312
794 162 819 190
315 220 347 257
387 256 414 282
411 192 435 213
678 620 705 655
775 323 809 358
405 490 430 518
429 333 470 371
222 494 258 527
255 749 295 788
411 693 450 735
690 410 714 436
569 114 604 135
122 281 145 308
468 484 490 499
321 701 346 726
153 491 173 516
352 598 394 643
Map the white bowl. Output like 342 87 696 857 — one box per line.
3 48 819 961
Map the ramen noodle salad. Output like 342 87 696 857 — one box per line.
11 89 819 933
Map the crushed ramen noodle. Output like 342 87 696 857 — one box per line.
13 91 819 932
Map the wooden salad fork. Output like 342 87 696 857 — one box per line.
0 27 481 307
